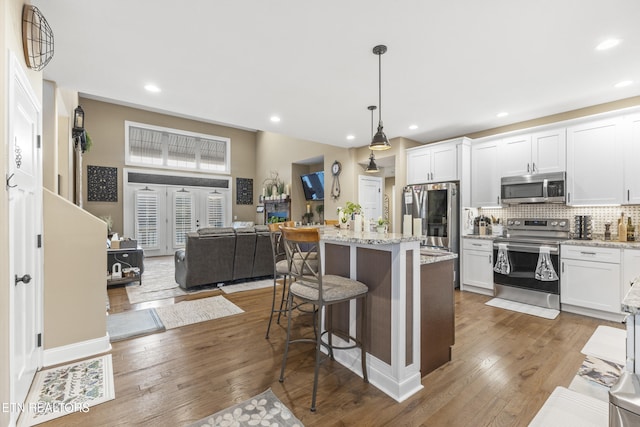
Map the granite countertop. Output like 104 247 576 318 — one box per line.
420 249 458 265
320 227 421 245
563 239 640 249
622 277 640 313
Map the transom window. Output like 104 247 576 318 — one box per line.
125 121 230 173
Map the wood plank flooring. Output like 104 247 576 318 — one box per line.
40 281 621 426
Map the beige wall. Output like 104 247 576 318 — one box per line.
460 96 640 141
43 190 107 349
2 0 44 425
79 98 258 233
255 131 358 224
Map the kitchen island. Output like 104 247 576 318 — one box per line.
319 228 456 401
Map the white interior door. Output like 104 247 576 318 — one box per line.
358 175 383 222
8 53 42 419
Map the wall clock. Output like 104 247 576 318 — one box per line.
331 160 342 199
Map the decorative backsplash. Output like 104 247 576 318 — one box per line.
479 205 640 239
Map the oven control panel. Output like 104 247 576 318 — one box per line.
505 218 568 232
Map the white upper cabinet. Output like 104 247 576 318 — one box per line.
531 128 566 174
500 128 566 177
500 135 532 176
406 141 457 184
566 117 624 205
624 113 640 205
471 139 502 207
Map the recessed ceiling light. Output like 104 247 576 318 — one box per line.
596 38 621 51
346 135 355 140
144 84 161 93
496 112 509 118
270 116 281 123
614 80 633 88
409 124 418 130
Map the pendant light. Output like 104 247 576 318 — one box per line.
369 45 391 150
365 105 379 173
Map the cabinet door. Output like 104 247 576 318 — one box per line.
532 128 566 174
561 258 621 313
500 135 531 177
462 248 493 290
623 249 640 293
431 144 458 182
471 140 501 207
624 114 640 204
566 118 624 205
407 148 432 185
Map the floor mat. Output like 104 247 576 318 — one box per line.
580 325 626 365
485 297 560 319
19 354 115 426
107 308 165 341
155 295 244 329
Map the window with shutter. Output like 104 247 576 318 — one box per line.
206 193 225 227
135 189 159 248
174 191 193 246
125 121 230 173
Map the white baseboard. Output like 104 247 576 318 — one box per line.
43 335 111 367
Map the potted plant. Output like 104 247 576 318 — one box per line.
376 216 388 233
337 202 362 229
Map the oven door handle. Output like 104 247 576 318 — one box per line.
493 242 558 255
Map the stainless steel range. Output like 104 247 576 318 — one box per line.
492 218 570 310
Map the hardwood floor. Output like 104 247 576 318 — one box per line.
41 282 621 426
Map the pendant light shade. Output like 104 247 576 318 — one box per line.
365 105 379 173
365 152 379 173
369 45 391 151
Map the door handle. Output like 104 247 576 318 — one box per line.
15 274 32 285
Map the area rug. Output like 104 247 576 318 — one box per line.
485 297 560 319
155 296 244 329
107 308 165 342
126 256 274 304
19 354 115 426
580 325 626 365
220 279 275 294
186 388 303 427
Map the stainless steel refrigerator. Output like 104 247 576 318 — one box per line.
402 182 459 287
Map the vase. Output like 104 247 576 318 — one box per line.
340 222 348 229
376 225 386 233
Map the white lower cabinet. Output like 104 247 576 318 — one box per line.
462 238 494 295
560 245 622 320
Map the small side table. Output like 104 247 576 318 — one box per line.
107 247 144 287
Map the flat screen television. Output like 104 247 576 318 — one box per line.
300 171 324 201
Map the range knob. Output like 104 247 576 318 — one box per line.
559 221 567 228
507 220 514 226
514 221 521 226
551 221 558 226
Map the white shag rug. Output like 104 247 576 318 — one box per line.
155 296 244 329
485 297 560 319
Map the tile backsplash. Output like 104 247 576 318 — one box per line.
479 205 640 239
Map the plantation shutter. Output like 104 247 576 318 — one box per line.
173 191 193 246
135 189 159 248
206 193 224 227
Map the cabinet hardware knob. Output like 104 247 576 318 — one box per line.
527 163 530 173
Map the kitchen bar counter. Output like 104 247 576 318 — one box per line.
462 234 495 240
319 228 423 402
622 277 640 314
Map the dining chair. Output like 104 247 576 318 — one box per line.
265 221 295 339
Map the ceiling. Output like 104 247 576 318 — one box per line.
33 1 640 149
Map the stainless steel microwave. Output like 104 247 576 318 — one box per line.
501 172 566 204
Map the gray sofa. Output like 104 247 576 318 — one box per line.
174 226 273 289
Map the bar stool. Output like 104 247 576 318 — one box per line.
278 226 368 412
265 221 295 339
